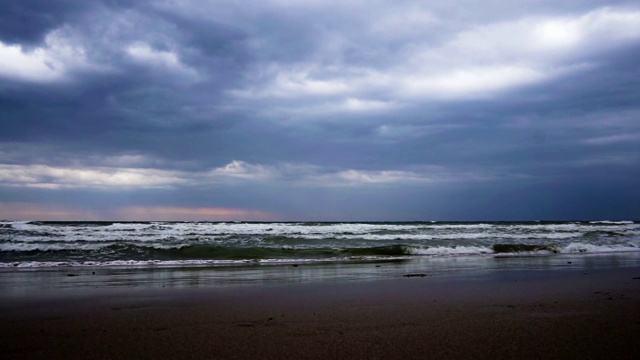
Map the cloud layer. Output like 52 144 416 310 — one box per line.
1 0 639 220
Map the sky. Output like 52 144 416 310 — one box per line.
0 0 639 221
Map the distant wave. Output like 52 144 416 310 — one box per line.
2 220 639 268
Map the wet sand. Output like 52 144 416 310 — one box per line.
1 266 639 359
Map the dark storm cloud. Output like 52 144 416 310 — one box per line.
1 0 639 220
0 0 91 45
0 1 255 168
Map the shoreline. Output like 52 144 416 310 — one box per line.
1 266 640 359
2 252 639 295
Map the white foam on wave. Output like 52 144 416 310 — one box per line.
492 250 559 257
0 242 99 252
589 220 635 225
1 221 38 231
331 231 587 241
0 240 195 252
0 259 259 268
5 220 639 244
406 245 493 256
425 223 495 229
4 221 640 269
0 256 392 269
561 242 639 254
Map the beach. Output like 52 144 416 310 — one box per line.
1 265 639 359
2 1 640 356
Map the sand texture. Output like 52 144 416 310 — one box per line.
1 267 639 359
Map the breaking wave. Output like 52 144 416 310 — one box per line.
1 220 639 268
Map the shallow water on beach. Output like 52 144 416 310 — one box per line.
2 220 639 296
1 251 639 296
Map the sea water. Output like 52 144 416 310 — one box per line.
1 220 639 292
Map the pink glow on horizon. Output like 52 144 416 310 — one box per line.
117 206 277 221
0 202 277 221
0 202 98 221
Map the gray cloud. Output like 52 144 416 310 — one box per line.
1 0 639 220
0 0 93 45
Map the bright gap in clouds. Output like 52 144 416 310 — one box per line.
0 164 186 189
0 161 501 190
126 42 197 78
0 30 99 83
231 6 640 111
0 41 64 82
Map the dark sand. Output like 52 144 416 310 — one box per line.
1 267 639 359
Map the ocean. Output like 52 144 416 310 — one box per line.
2 220 640 291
